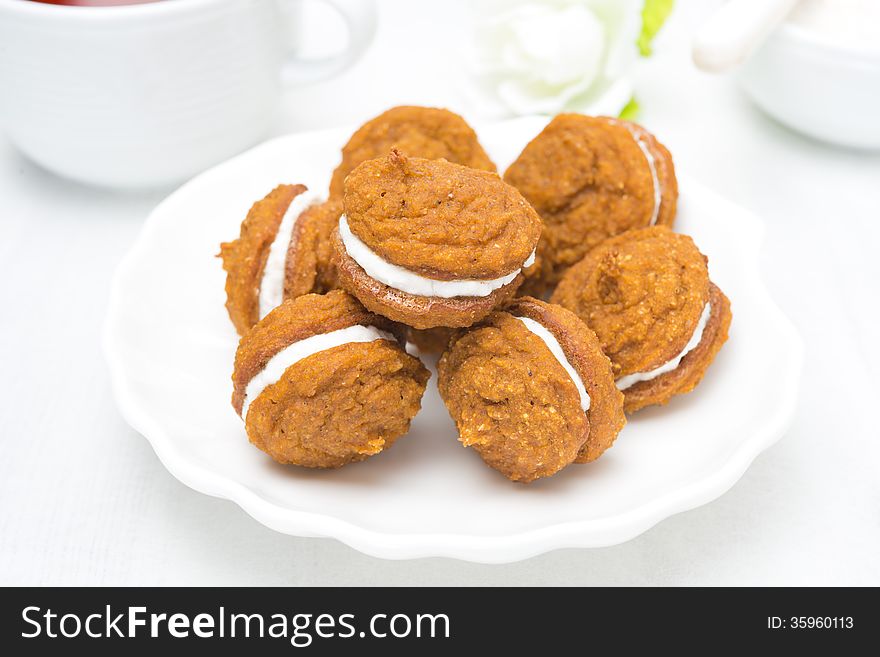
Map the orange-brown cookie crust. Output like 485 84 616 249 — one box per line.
507 298 625 463
219 184 306 335
284 197 343 299
344 150 542 279
332 227 524 329
504 114 677 292
620 283 731 413
551 226 710 377
329 105 496 198
232 290 428 468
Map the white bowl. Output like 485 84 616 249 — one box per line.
103 117 804 562
739 23 880 150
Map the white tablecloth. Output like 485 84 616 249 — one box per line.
2 0 878 585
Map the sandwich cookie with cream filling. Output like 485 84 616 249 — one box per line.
332 150 542 329
220 184 342 335
262 105 499 321
552 226 731 413
438 297 625 483
231 290 429 468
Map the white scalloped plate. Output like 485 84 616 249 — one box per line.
104 116 803 563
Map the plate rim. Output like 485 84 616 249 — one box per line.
103 127 805 564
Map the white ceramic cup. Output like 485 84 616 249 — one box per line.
0 0 377 188
738 22 880 151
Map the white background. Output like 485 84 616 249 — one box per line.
1 0 878 585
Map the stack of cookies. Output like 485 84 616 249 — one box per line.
219 107 731 483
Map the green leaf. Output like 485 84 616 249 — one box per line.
619 96 640 121
638 0 674 56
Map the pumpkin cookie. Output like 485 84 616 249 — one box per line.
329 105 496 198
504 114 678 293
438 297 625 483
551 226 731 412
232 290 429 468
219 184 333 335
332 150 542 329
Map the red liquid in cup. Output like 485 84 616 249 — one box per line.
27 1 165 6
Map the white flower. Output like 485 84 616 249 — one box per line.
466 0 643 117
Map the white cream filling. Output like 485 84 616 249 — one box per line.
616 302 712 391
240 324 395 420
258 189 324 320
608 119 662 226
516 316 591 412
338 215 535 299
632 134 662 226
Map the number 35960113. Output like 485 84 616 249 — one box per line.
768 617 854 629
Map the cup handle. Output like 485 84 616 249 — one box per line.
279 0 377 85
